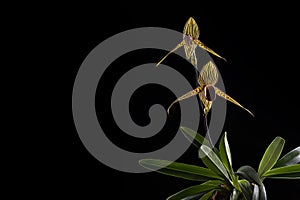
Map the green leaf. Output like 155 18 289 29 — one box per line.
263 164 300 179
199 152 226 181
252 184 259 200
199 190 215 200
275 147 300 167
259 184 267 200
213 147 221 158
198 145 224 178
218 133 240 191
219 132 232 166
167 180 222 200
239 179 252 200
139 159 222 181
200 145 231 182
258 136 285 178
237 165 262 186
219 132 234 176
180 126 211 148
180 126 221 178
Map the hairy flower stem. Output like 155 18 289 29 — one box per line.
204 108 214 147
194 68 214 147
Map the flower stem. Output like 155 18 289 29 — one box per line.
194 67 214 147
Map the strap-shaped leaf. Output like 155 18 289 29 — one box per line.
199 149 226 180
263 164 300 179
200 145 230 182
139 159 222 181
218 133 241 191
213 147 221 158
180 126 211 148
258 136 285 178
275 146 300 167
219 132 233 176
167 180 222 200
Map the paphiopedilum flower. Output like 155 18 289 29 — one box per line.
156 17 226 68
167 61 254 116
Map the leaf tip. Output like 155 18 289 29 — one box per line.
138 159 146 166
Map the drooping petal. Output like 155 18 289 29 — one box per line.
156 41 185 67
215 87 254 117
167 87 202 114
194 39 227 62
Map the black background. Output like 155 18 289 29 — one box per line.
42 6 300 200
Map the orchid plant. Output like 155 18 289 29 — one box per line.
139 127 300 200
